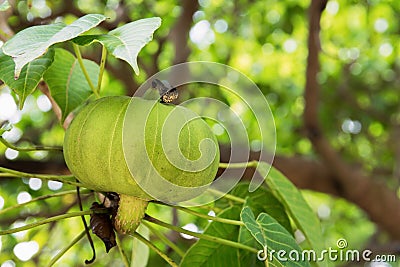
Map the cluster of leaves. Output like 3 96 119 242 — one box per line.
181 164 327 267
0 14 161 123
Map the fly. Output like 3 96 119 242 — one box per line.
152 79 179 103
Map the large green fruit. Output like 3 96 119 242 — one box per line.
63 96 220 203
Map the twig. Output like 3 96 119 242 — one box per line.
0 166 84 187
116 234 130 267
153 201 244 226
96 45 107 95
0 189 91 215
72 43 99 98
0 136 63 152
46 229 86 267
132 231 179 267
144 215 258 254
206 188 246 204
0 210 107 235
141 220 185 257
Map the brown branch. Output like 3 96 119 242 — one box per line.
303 0 400 240
303 0 327 139
169 0 199 64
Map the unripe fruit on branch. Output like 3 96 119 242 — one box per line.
63 96 220 233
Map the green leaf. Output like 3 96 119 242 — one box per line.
73 17 161 75
131 224 149 267
0 49 54 109
236 183 292 231
241 206 310 267
258 163 327 267
0 0 10 11
180 206 241 267
43 48 98 122
241 207 268 248
2 14 106 78
238 194 290 267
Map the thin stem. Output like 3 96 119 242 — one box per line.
153 201 244 226
0 189 91 215
218 160 259 169
142 220 185 257
132 231 179 267
116 234 130 267
117 235 130 267
207 188 246 204
0 136 63 152
96 45 107 95
0 173 18 177
0 167 85 187
46 230 86 267
0 210 107 235
144 215 258 254
77 186 96 264
72 43 99 98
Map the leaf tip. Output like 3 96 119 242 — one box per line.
13 65 23 80
18 98 25 110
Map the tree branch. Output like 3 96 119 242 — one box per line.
169 0 199 64
303 0 400 240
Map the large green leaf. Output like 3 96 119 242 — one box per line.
0 49 54 108
180 206 241 267
73 17 161 75
215 183 291 232
241 206 310 267
43 48 98 122
258 162 327 266
2 14 106 78
237 194 290 267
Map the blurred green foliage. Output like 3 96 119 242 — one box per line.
0 0 399 266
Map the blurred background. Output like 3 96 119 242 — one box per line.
0 0 400 266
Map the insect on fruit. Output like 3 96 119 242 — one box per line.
152 79 179 103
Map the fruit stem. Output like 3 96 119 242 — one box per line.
46 229 86 267
144 215 258 254
132 231 179 267
0 136 63 152
72 43 99 99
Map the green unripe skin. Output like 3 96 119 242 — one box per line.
63 96 219 233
